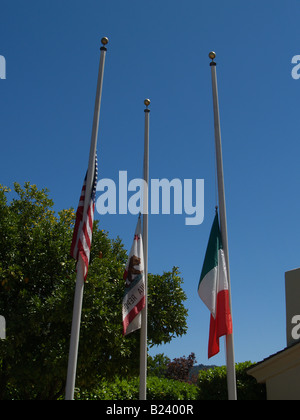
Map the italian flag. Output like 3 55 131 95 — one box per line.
198 212 233 358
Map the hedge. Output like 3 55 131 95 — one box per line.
75 376 198 400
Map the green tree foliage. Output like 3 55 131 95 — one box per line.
0 183 188 399
147 353 170 378
148 268 188 346
197 362 266 400
75 376 198 400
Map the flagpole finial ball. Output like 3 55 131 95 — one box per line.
209 51 216 60
144 99 151 107
101 37 109 46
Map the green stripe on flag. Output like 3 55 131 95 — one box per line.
198 213 223 287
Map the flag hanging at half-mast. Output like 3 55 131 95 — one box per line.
122 217 145 336
70 155 98 281
198 211 233 358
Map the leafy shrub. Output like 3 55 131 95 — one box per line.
75 376 198 400
76 377 139 400
147 377 198 400
197 361 266 400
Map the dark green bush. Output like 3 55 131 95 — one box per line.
197 361 266 400
147 376 198 400
75 376 198 400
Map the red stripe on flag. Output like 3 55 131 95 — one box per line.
87 206 93 230
83 223 91 250
208 289 232 358
78 244 89 280
122 296 145 336
70 155 98 282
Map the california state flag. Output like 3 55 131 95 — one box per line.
198 212 233 358
122 217 145 336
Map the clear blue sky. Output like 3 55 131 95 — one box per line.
1 0 300 368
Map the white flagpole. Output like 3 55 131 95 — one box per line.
139 98 150 400
65 37 108 401
209 52 237 400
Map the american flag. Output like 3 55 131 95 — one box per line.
70 155 98 280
